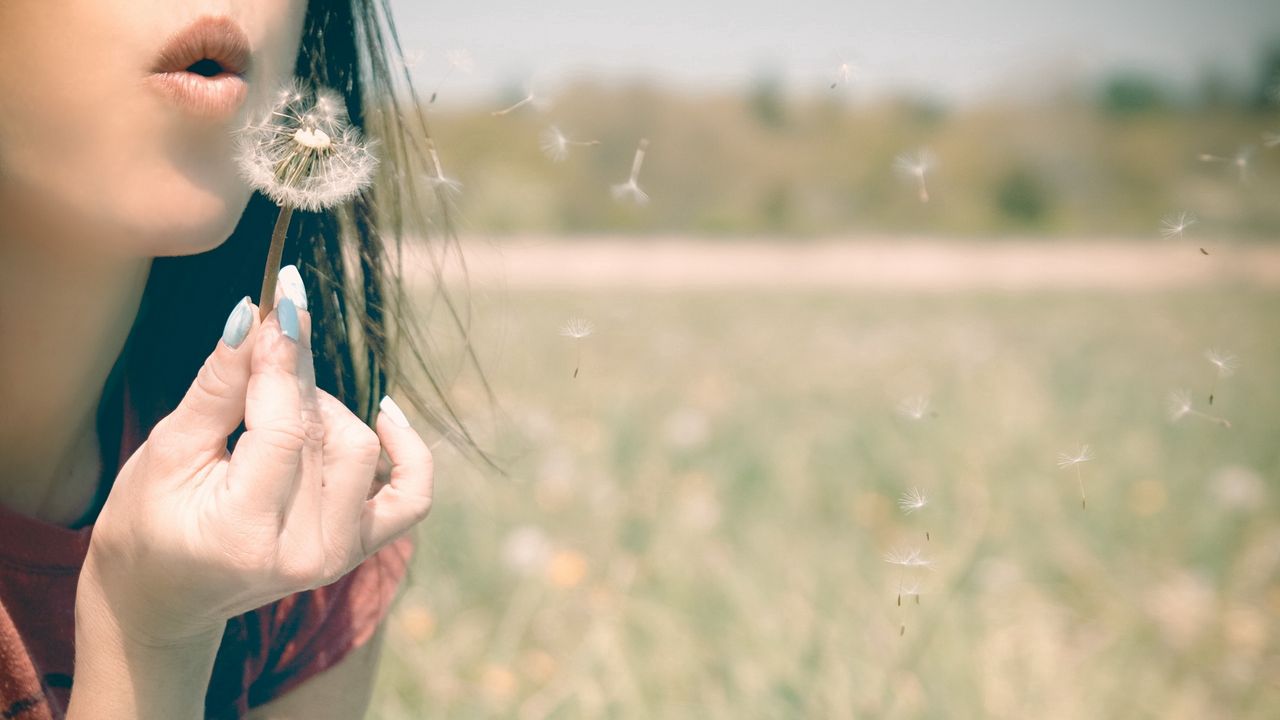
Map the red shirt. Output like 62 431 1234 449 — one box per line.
0 372 412 719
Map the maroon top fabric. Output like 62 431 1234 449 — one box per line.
0 371 413 719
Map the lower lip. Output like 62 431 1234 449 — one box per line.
147 71 247 119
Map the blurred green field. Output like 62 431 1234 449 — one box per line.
370 281 1280 719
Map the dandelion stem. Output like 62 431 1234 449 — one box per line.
258 204 296 319
1190 409 1232 428
1076 464 1086 510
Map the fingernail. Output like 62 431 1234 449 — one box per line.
278 264 308 311
278 297 300 342
380 395 412 428
221 296 252 349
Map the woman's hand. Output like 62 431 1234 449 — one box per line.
78 276 434 649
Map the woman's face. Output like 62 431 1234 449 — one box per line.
0 1 309 258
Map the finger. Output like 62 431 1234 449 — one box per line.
315 390 381 556
273 265 325 535
226 298 306 515
158 297 259 462
361 396 435 554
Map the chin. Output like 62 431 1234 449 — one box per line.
126 184 251 258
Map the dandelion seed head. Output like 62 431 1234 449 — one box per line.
1056 445 1093 468
559 317 595 339
898 488 928 514
1160 211 1196 240
1166 389 1193 422
234 80 377 212
1205 348 1239 378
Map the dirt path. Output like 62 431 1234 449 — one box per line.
409 236 1280 291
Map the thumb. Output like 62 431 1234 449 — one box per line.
156 296 259 459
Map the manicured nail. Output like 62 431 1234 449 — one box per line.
380 395 411 428
277 297 300 342
278 264 308 311
221 296 253 349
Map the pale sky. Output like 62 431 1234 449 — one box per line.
388 0 1280 105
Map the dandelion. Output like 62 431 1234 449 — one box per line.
425 136 462 195
894 148 936 203
1204 348 1238 405
559 317 595 378
611 138 650 205
1166 388 1231 429
429 49 474 104
1198 146 1253 184
898 488 928 514
234 79 377 317
897 395 932 421
898 577 923 606
1159 211 1196 240
1056 445 1093 510
491 80 552 116
540 126 601 163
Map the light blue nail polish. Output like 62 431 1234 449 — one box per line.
221 296 252 349
278 264 308 311
277 297 300 342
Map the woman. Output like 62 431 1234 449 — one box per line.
0 0 493 717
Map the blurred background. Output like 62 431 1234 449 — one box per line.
371 1 1280 717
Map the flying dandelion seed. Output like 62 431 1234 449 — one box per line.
559 317 595 378
897 395 932 421
234 79 377 317
894 148 936 202
612 138 650 205
428 49 474 104
1166 388 1231 428
1057 445 1093 510
898 488 928 514
899 578 922 605
1159 211 1196 240
425 137 462 195
540 126 601 163
830 58 857 89
1198 146 1254 183
492 81 552 116
1204 348 1239 405
883 547 934 570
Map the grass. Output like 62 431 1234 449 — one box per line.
370 284 1280 719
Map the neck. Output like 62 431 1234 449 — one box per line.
0 234 150 524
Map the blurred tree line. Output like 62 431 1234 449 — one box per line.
421 43 1280 239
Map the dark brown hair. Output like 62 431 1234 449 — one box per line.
119 0 502 475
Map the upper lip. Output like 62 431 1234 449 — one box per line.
150 15 250 77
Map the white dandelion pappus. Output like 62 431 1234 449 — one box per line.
830 57 857 89
883 547 934 570
540 126 601 163
1159 211 1196 240
894 148 936 203
1166 389 1194 422
897 395 931 421
428 49 475 104
898 488 928 514
560 317 595 379
234 80 377 213
559 317 595 339
1205 348 1239 378
612 138 651 205
1056 445 1093 468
